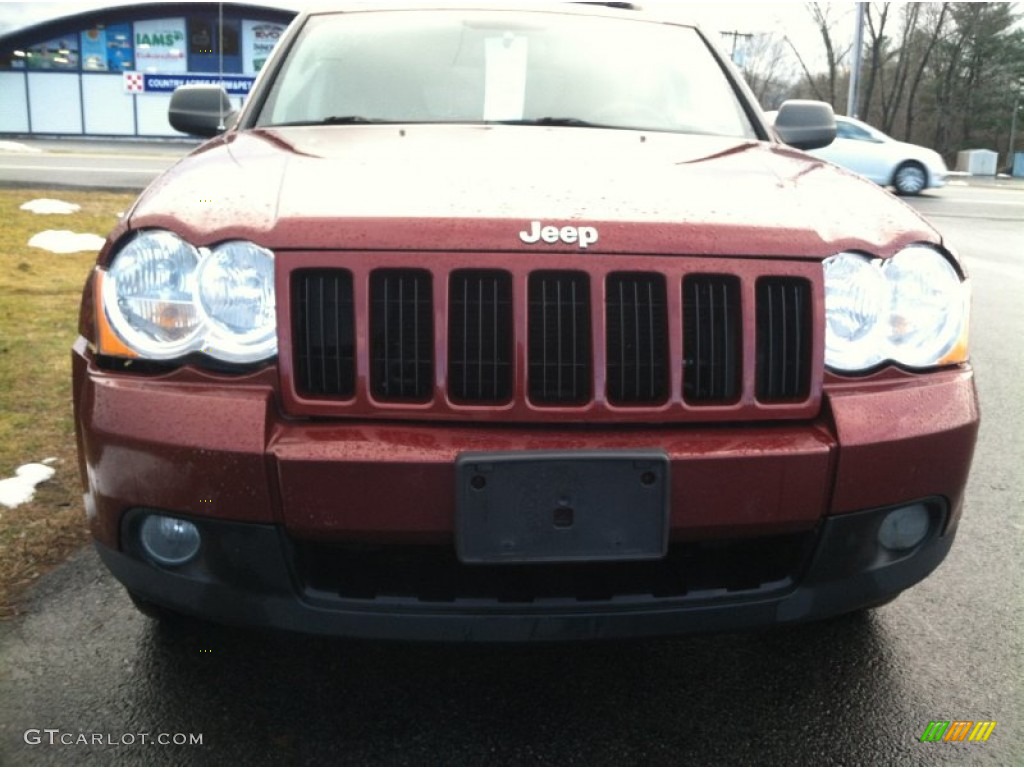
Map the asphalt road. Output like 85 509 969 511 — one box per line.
0 139 193 190
0 172 1022 766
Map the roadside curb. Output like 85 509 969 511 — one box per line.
946 173 1024 189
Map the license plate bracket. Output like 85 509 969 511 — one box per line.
456 450 670 564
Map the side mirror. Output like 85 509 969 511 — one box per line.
168 85 237 137
774 100 836 150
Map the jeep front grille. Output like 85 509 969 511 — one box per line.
286 256 821 422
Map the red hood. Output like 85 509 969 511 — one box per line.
127 124 939 258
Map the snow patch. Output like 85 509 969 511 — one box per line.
0 140 42 153
0 462 56 509
21 198 82 215
28 230 106 254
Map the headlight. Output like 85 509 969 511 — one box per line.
824 246 969 372
822 252 889 371
98 230 277 364
101 231 202 359
196 241 277 363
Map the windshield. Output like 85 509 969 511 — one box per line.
837 119 890 143
254 10 756 138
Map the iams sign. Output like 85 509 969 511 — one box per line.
135 31 184 47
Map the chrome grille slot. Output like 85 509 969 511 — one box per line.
682 275 741 404
292 269 355 398
606 272 668 404
448 270 513 403
757 277 812 401
528 271 591 405
370 269 434 401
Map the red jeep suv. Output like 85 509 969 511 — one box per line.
72 2 979 641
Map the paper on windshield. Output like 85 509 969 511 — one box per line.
483 34 528 121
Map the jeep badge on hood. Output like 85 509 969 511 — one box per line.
519 220 599 249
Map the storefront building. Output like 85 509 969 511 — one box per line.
0 2 295 138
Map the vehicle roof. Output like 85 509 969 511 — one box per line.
296 1 694 27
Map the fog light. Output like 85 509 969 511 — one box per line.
877 504 930 551
139 515 201 566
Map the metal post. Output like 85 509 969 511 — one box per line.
217 1 226 131
1009 88 1021 176
847 3 865 117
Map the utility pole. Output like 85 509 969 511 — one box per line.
720 30 753 67
846 3 865 117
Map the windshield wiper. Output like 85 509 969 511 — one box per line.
274 116 395 127
276 116 614 128
273 115 633 130
492 116 605 128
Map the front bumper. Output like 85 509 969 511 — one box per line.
97 501 955 642
73 340 979 641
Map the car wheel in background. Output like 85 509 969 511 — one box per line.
893 161 928 195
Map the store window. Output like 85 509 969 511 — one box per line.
240 20 287 74
135 18 187 73
12 36 79 70
80 23 134 72
187 16 242 73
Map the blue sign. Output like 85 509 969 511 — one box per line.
142 73 255 95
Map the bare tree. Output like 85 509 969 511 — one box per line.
805 2 852 106
858 3 947 138
902 3 949 140
740 33 799 108
876 4 921 132
859 2 891 123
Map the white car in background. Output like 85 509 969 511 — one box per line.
770 113 948 196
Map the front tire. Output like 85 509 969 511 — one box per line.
893 162 927 195
127 590 185 624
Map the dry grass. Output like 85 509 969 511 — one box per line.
0 187 137 617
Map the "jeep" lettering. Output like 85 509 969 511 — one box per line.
519 220 599 249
